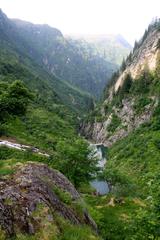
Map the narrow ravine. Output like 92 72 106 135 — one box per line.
89 143 109 195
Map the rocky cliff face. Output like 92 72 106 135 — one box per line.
115 28 160 92
0 163 96 238
81 97 158 146
82 20 160 146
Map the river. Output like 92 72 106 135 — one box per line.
90 143 109 195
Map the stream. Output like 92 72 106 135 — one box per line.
90 143 109 195
0 140 50 157
0 139 109 195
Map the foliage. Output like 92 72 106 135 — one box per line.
0 27 93 116
50 139 99 187
82 19 160 240
131 70 153 94
82 34 131 66
0 80 33 121
59 224 100 240
132 18 160 54
83 71 160 238
120 58 126 71
102 119 160 239
107 114 121 133
133 96 153 114
103 18 160 103
85 194 141 240
1 12 118 98
0 147 100 239
83 112 160 239
55 215 101 240
0 18 97 197
52 186 72 205
103 71 120 99
119 73 132 95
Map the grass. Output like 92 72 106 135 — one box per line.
0 146 100 240
52 186 72 205
85 194 142 240
0 146 49 181
55 215 101 240
107 113 121 133
133 96 153 115
3 106 76 153
83 114 160 239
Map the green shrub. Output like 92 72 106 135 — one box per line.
133 96 152 114
51 139 99 187
0 80 33 121
52 186 72 205
107 114 121 133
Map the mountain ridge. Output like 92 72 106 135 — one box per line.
82 19 160 146
7 13 117 97
0 9 93 115
66 33 132 66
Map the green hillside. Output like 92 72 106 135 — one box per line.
0 10 93 114
11 17 118 97
1 7 160 240
83 20 160 240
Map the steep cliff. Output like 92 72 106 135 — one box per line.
82 19 160 146
114 27 160 92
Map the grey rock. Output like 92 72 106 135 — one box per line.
0 163 97 237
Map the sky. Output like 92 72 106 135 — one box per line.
0 0 160 45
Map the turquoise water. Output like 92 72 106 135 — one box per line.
90 144 109 195
90 179 109 195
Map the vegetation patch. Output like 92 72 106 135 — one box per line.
133 96 153 115
52 186 72 205
107 114 121 133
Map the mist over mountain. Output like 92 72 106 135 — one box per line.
0 9 95 113
0 9 132 98
67 33 132 65
0 6 160 240
11 16 120 97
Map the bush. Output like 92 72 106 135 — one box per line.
133 96 152 114
50 139 99 187
107 114 121 133
0 80 33 121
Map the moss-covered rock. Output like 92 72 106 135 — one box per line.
0 162 97 239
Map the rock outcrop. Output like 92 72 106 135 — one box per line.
115 27 160 92
81 97 157 146
0 163 97 238
81 20 160 146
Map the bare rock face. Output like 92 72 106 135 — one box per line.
0 163 97 238
81 97 157 147
115 29 160 92
81 25 160 147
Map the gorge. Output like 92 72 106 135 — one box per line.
0 7 160 240
89 143 109 195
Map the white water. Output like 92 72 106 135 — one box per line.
0 140 49 157
0 139 109 194
90 144 109 195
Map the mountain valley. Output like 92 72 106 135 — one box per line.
0 8 160 240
